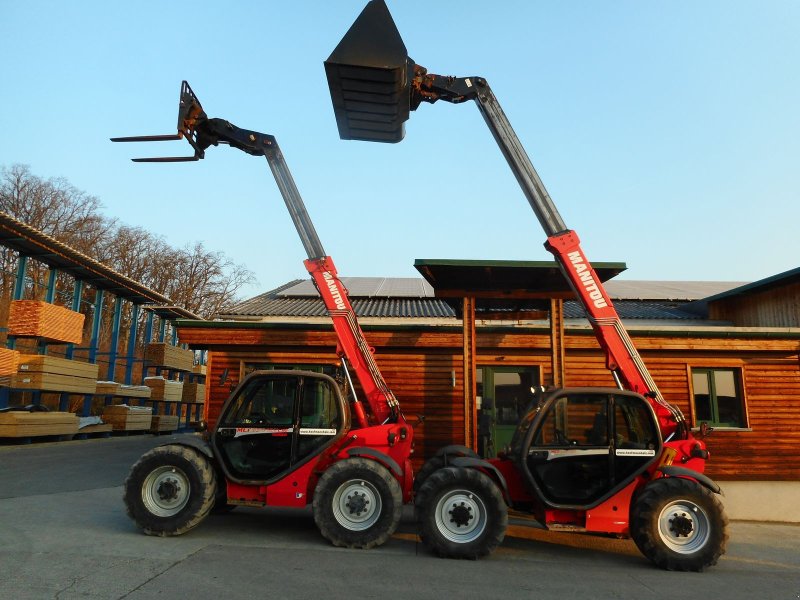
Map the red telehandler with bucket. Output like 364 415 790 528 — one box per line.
324 0 728 570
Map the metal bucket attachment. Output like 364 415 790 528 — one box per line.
325 0 414 143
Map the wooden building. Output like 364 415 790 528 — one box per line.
176 261 800 522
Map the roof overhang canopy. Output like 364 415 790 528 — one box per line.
0 211 174 306
414 259 626 318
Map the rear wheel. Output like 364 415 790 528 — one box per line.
416 466 507 559
631 477 728 571
313 458 402 549
124 444 217 536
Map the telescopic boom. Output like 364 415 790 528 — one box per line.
112 81 400 428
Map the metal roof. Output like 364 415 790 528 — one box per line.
149 305 203 320
603 280 747 301
281 277 436 298
701 266 800 303
221 277 708 322
221 284 453 319
0 211 173 305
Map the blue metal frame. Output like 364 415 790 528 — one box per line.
124 304 140 385
106 296 123 382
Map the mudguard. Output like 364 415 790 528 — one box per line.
449 456 511 505
434 444 478 460
346 447 403 479
165 436 215 460
658 465 722 495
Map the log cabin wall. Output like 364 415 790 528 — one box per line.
177 322 800 480
709 281 800 327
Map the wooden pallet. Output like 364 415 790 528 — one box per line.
0 411 80 437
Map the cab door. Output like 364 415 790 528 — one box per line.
521 390 660 508
213 371 344 483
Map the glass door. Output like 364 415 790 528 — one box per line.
477 366 539 457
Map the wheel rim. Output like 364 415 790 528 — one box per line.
434 489 488 543
332 479 382 531
657 499 710 554
142 465 191 517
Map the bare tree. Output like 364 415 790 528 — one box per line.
1 164 256 322
0 164 116 252
165 242 255 318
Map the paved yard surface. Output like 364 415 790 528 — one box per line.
0 435 798 599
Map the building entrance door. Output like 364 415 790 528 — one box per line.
477 366 539 457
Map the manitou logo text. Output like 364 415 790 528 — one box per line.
322 272 347 310
567 251 608 309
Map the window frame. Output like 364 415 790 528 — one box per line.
689 366 749 430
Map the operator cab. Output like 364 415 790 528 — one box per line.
212 370 349 484
509 388 662 508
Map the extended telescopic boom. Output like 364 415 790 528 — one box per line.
112 81 399 428
324 0 686 438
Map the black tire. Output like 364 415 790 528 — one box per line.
630 477 729 571
312 458 402 549
413 446 480 494
416 466 507 559
124 444 217 536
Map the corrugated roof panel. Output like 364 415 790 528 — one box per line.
224 277 724 321
279 277 435 298
604 280 746 301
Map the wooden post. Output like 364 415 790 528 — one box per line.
463 296 477 450
550 298 565 386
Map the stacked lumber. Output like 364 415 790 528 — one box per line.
79 423 113 435
15 355 98 394
117 384 151 399
95 381 120 395
149 414 179 433
145 343 194 372
0 348 20 376
0 411 80 437
102 405 152 431
144 376 183 401
182 382 206 403
192 364 207 376
8 300 84 344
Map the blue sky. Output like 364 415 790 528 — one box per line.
1 1 798 299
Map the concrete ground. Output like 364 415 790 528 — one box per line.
0 434 798 600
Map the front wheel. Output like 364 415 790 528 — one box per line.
312 458 402 549
415 466 507 559
124 444 217 536
413 446 480 494
630 477 728 571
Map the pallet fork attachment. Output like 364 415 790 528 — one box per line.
111 81 206 162
111 80 400 428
